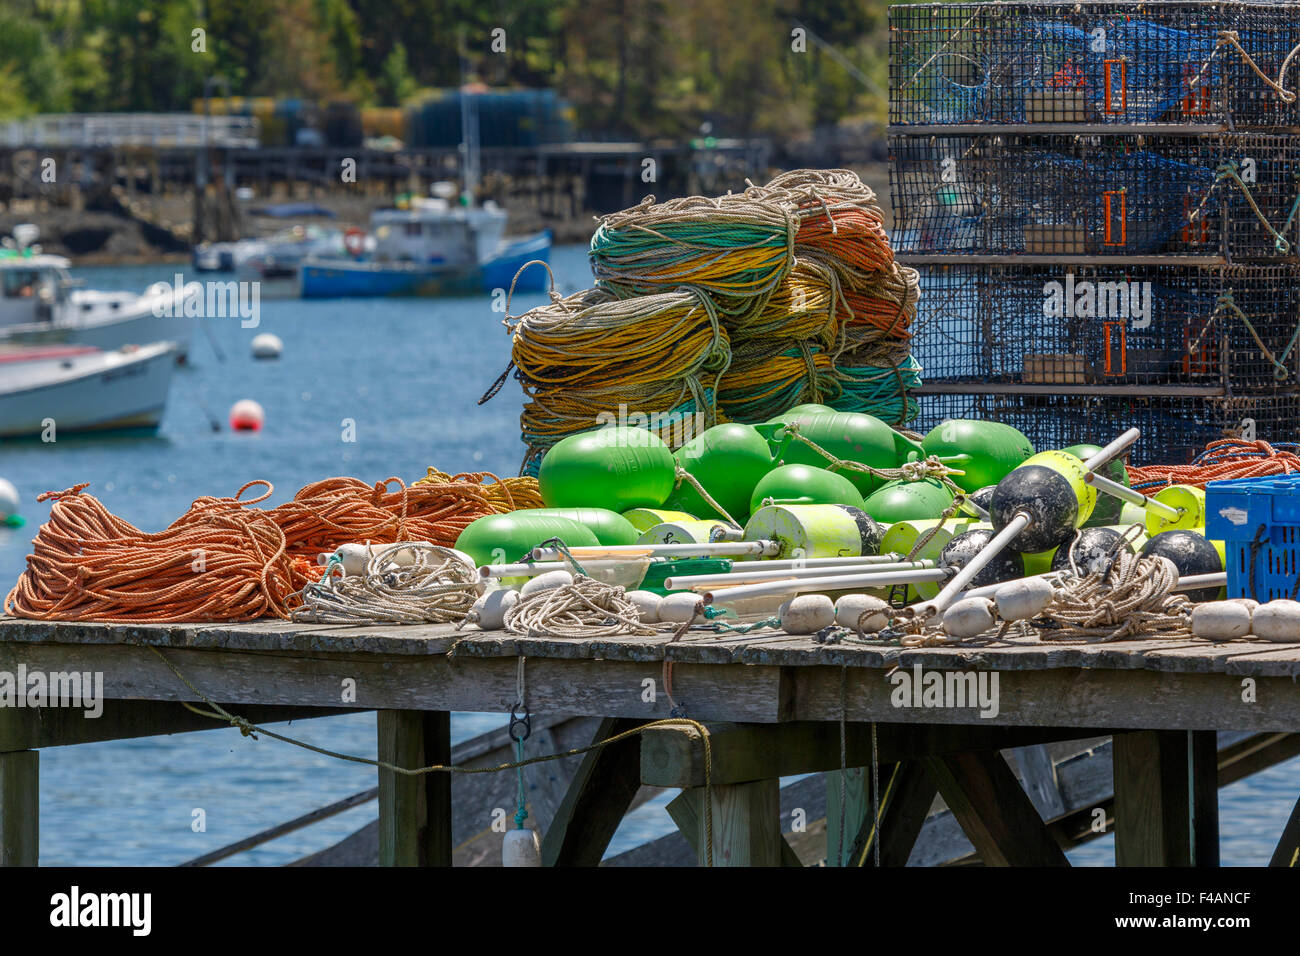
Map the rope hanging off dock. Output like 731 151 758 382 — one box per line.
1128 438 1300 492
292 543 481 625
146 643 719 866
4 482 295 623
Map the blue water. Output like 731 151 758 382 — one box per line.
1 250 1296 865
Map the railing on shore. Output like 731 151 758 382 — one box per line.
0 113 261 149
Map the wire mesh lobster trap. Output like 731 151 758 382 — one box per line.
915 389 1300 464
911 263 1300 388
890 2 1300 128
889 131 1300 258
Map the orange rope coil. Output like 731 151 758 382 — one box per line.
5 471 543 623
1127 438 1300 492
5 482 295 623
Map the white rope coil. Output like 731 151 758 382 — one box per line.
503 576 660 638
292 543 481 624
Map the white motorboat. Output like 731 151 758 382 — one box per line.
0 341 180 437
0 247 194 356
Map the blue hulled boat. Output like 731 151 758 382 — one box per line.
298 201 551 298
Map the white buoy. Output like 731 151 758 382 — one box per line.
228 398 265 432
941 597 997 639
658 592 704 623
250 333 283 360
0 478 19 521
466 589 520 630
1190 601 1253 639
502 827 542 867
625 590 663 623
993 577 1056 622
1230 598 1260 613
519 569 573 599
834 594 890 632
779 594 835 634
1251 600 1300 642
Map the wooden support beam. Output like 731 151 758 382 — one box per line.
377 710 451 867
0 701 362 751
542 717 647 867
1269 794 1300 867
641 721 1102 788
1009 744 1067 820
667 781 787 867
1113 730 1219 866
0 751 38 866
926 751 1069 867
848 760 940 867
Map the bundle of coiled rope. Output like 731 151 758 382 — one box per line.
495 167 922 463
589 193 796 320
5 471 542 622
4 482 296 622
1128 438 1300 491
293 543 482 625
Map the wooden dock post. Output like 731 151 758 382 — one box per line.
667 781 786 867
377 710 452 867
1113 730 1219 866
0 750 38 867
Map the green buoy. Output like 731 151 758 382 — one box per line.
861 477 954 524
879 517 984 600
748 464 866 514
621 508 697 534
519 508 640 546
538 426 676 511
455 513 600 566
669 423 773 523
921 420 1035 493
743 503 885 559
759 409 925 496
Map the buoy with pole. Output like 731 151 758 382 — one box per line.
902 428 1141 626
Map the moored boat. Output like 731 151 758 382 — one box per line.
298 212 550 297
0 341 180 438
0 246 194 356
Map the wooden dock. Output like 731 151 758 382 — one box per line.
2 616 1298 867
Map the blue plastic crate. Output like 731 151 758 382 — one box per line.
1206 474 1300 602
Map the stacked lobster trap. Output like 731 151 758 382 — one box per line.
890 1 1300 462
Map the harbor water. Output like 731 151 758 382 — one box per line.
0 248 1296 865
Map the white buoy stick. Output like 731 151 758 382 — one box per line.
1081 428 1141 471
952 569 1226 606
904 512 1032 622
665 560 936 590
703 567 950 605
1084 471 1182 518
531 540 781 561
